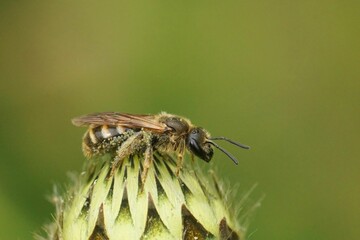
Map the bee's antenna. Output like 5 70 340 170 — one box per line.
208 141 239 165
210 137 250 149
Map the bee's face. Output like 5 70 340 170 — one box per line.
186 128 213 162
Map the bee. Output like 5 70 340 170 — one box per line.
72 112 250 184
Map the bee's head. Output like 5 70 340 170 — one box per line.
187 128 213 162
187 127 250 165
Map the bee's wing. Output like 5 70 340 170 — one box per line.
72 112 168 132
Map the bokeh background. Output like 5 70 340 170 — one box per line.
0 1 359 239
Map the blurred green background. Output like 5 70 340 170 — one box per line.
0 1 359 239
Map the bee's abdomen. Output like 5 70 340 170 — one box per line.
82 125 127 157
86 125 124 143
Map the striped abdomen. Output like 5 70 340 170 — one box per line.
82 125 129 157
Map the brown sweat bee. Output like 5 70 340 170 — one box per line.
72 112 250 184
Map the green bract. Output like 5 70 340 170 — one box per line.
39 152 254 240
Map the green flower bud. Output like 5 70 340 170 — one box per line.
38 152 258 240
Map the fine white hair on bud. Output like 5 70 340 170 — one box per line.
37 152 258 240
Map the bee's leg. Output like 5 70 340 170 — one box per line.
175 140 186 176
141 145 153 187
139 132 153 186
109 132 143 177
175 154 183 176
191 153 195 164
